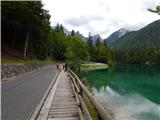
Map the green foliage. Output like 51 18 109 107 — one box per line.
71 30 75 36
66 36 89 73
1 59 52 64
2 1 51 59
50 28 67 60
86 33 112 64
86 33 94 59
112 20 160 64
113 45 160 64
2 1 112 66
82 94 98 120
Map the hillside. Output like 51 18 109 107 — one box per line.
111 19 160 49
104 28 129 46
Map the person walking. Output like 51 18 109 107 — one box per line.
56 64 59 70
64 63 68 72
63 64 65 70
56 63 60 72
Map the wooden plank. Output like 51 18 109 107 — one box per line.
49 113 79 118
50 109 78 112
48 117 79 120
38 72 61 120
50 106 78 109
48 71 81 120
50 111 78 114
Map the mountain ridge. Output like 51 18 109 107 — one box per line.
109 19 160 49
104 28 129 46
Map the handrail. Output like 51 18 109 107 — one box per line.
69 71 92 120
68 68 112 120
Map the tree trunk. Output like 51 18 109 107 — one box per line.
12 28 16 47
23 32 30 59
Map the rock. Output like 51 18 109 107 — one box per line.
1 63 48 81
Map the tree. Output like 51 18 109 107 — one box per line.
66 36 89 73
2 1 51 59
95 36 101 47
87 33 94 60
50 30 67 60
71 30 75 36
60 24 64 33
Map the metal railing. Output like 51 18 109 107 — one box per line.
68 68 112 120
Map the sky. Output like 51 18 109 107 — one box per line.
42 0 160 38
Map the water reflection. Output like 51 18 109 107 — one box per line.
80 64 160 120
81 64 160 104
93 86 160 120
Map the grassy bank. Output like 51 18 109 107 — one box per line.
81 62 108 71
1 59 54 64
80 78 98 120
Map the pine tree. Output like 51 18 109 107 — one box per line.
71 30 75 36
55 23 60 32
87 33 94 60
95 36 101 47
60 24 64 33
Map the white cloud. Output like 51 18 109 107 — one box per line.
42 0 160 38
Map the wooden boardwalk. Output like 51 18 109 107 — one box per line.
48 71 82 120
35 71 84 120
31 68 112 120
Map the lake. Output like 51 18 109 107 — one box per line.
80 64 160 120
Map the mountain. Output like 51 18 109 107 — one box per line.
92 34 103 44
51 26 87 41
104 28 129 46
110 19 160 49
75 31 87 41
51 26 71 35
63 27 70 35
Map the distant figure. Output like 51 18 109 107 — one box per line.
64 63 68 72
63 64 65 70
56 64 60 71
59 64 62 71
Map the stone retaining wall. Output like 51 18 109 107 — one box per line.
1 63 48 80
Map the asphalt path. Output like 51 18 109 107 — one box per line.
2 65 58 120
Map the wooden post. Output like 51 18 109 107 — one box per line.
80 86 82 96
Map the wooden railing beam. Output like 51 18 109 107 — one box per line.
68 68 112 120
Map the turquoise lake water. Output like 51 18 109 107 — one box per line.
80 64 160 120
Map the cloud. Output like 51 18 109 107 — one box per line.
42 0 160 38
64 15 105 26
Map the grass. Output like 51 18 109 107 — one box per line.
82 93 98 120
80 78 98 120
1 59 54 64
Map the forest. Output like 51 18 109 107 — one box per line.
2 1 160 71
1 1 112 72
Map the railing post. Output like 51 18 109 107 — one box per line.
98 114 102 120
79 86 82 96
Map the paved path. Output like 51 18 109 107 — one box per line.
36 71 83 120
2 65 58 120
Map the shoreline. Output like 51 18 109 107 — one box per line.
81 63 108 71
